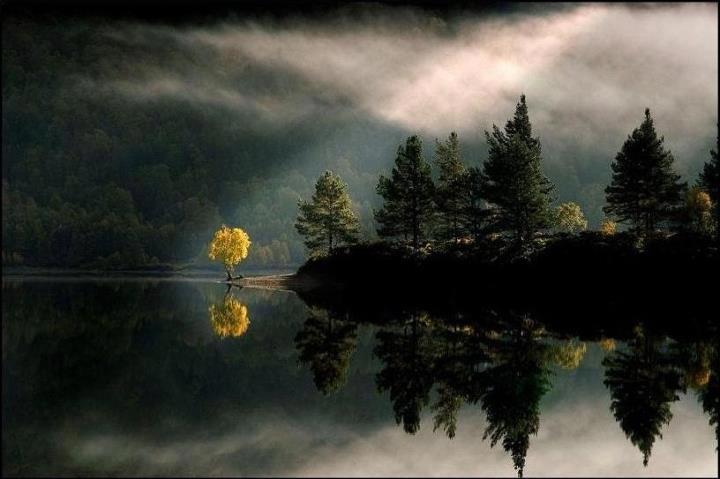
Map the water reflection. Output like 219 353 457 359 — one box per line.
294 301 718 477
295 307 358 395
209 287 251 338
1 278 717 477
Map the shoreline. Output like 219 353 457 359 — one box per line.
1 266 299 277
1 268 314 292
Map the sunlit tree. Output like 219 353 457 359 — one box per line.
600 218 617 236
553 202 588 234
208 225 251 280
698 128 719 241
295 170 359 256
208 294 250 338
683 186 714 235
599 338 617 352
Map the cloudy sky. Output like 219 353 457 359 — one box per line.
103 2 717 156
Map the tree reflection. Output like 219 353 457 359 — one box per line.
295 307 358 395
603 330 685 466
475 315 553 477
208 289 250 338
697 341 719 450
290 297 717 476
374 312 437 434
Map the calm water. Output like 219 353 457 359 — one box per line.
2 277 717 477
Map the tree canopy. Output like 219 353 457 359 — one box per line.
375 136 436 250
208 225 251 279
481 94 555 246
604 109 686 237
295 170 360 256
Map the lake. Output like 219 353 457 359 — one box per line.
2 277 717 477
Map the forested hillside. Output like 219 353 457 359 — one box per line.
2 10 714 269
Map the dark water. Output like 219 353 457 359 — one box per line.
2 277 717 477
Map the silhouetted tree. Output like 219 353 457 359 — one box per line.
434 132 470 243
481 95 554 248
296 171 359 256
698 128 719 241
375 136 435 249
464 167 490 241
374 313 437 433
604 109 686 237
603 333 685 466
295 308 358 395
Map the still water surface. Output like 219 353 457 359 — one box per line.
2 277 717 477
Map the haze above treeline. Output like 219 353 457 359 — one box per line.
2 2 717 269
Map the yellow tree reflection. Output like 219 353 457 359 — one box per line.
209 293 250 338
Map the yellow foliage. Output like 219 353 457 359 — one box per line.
551 340 587 369
208 225 251 274
209 296 250 338
600 218 617 236
599 338 616 352
687 187 712 213
686 367 710 389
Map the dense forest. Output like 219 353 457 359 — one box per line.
1 13 716 270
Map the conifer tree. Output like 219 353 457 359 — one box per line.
375 135 435 249
604 109 686 236
698 129 719 240
434 132 470 243
481 94 554 247
464 167 490 242
295 171 359 256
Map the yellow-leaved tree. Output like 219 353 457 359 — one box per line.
600 217 617 236
208 225 251 280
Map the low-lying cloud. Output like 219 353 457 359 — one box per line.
101 3 717 166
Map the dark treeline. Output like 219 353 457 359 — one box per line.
296 97 718 258
295 97 718 294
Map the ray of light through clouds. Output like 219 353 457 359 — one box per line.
104 3 717 141
92 2 717 226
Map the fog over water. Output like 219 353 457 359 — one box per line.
54 341 717 477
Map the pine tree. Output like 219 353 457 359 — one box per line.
295 171 359 256
375 135 435 249
464 166 489 241
481 94 554 246
698 128 719 240
434 132 469 243
604 109 687 237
